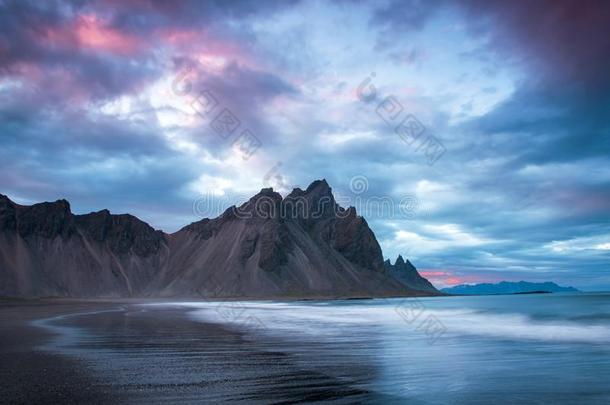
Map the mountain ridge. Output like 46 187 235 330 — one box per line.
441 281 579 295
0 181 440 299
384 255 440 294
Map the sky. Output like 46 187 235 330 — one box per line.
1 0 609 290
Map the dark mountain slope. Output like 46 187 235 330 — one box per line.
384 255 440 293
0 181 438 299
0 194 169 297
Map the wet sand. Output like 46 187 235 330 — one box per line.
0 300 120 404
4 295 610 404
0 300 387 404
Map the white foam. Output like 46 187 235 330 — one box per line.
145 300 610 344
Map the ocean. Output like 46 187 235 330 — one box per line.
30 293 610 403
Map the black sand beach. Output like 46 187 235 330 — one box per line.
3 296 610 404
0 300 120 404
0 300 383 404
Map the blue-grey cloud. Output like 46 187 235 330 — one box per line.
0 0 608 290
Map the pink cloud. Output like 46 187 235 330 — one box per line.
75 14 142 55
420 270 451 277
40 14 143 56
157 28 204 46
445 277 467 286
420 269 493 288
156 27 260 75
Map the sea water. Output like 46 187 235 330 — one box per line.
174 292 610 403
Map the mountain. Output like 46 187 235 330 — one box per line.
0 194 168 297
441 281 579 295
384 255 440 293
0 180 438 298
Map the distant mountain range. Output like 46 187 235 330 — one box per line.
0 180 440 299
441 281 579 295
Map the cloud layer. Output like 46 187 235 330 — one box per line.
1 0 609 290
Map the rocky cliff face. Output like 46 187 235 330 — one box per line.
0 194 169 298
384 255 440 293
0 181 436 298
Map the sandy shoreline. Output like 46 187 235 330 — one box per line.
4 296 610 404
0 300 122 404
0 300 386 404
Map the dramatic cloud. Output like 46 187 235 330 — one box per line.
1 0 608 289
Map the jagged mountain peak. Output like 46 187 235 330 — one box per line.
395 254 405 265
0 194 17 231
238 187 283 219
245 187 283 205
74 209 165 256
385 255 440 294
286 179 332 199
33 198 72 213
17 198 75 238
305 178 331 193
288 186 304 196
304 179 334 203
0 186 441 298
